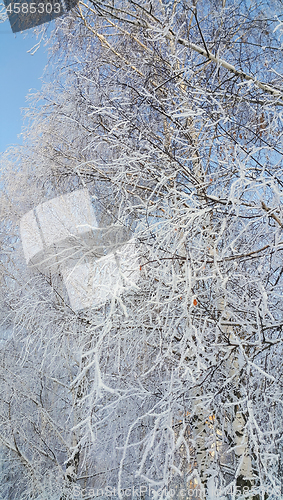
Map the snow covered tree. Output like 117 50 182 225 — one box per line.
1 0 283 498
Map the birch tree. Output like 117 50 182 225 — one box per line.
1 0 283 499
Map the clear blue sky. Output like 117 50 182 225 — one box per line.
0 18 49 153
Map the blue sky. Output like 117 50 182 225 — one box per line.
0 18 49 153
